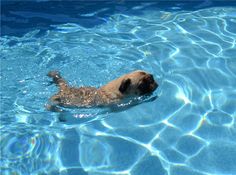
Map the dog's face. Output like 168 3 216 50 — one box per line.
118 70 158 96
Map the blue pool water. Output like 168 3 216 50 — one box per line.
1 1 236 175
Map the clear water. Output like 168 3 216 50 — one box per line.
1 2 236 175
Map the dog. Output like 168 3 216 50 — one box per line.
47 70 158 110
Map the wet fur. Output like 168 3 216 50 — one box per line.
47 70 158 110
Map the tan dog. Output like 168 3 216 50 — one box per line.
47 70 158 109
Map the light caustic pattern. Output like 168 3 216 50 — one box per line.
1 6 236 175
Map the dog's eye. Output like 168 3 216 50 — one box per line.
149 75 154 83
138 79 149 94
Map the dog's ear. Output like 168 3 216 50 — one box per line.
119 78 131 93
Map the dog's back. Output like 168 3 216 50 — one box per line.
48 71 101 107
50 87 100 107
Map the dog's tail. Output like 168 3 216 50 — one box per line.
48 71 68 90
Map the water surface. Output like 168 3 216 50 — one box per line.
1 2 236 175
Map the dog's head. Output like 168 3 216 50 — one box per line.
118 70 158 96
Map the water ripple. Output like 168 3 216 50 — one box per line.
1 6 236 175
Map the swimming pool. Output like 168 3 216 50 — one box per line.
1 1 236 175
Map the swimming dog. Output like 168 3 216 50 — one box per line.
47 70 158 109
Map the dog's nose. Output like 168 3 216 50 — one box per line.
153 82 158 90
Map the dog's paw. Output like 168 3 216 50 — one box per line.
45 104 63 112
47 71 61 78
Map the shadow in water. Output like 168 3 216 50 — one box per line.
50 94 158 124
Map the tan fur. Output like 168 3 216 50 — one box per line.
47 70 158 109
